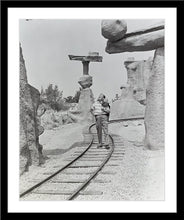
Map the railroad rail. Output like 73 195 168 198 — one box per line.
20 116 144 200
20 124 115 200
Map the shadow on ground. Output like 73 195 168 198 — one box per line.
43 141 87 155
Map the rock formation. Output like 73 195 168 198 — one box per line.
20 45 45 175
101 19 127 42
77 88 95 122
78 75 93 89
40 108 80 130
144 47 164 149
110 56 152 120
105 21 164 53
101 20 165 150
124 57 153 104
68 52 102 122
110 83 145 120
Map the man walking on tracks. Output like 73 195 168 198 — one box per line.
91 93 110 149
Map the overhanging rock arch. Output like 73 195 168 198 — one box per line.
101 20 164 150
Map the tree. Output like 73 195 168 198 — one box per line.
42 84 64 111
40 85 81 111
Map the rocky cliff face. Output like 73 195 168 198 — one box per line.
20 45 45 175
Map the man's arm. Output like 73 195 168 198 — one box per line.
90 105 95 116
102 106 110 114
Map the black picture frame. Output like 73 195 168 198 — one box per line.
1 0 182 219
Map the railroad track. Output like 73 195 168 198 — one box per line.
20 116 144 201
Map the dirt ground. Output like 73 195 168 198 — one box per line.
20 120 164 201
104 122 164 201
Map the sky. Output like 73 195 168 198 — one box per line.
19 19 161 100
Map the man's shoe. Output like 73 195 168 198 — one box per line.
97 144 102 148
104 143 110 149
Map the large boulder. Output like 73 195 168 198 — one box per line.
144 47 164 150
101 19 127 42
78 75 93 89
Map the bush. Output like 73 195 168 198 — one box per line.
54 101 70 111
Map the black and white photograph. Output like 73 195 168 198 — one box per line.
7 7 177 213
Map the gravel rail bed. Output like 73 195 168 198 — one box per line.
20 121 164 201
